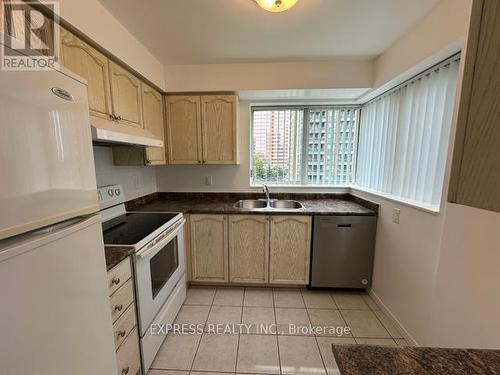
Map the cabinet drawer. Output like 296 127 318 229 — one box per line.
108 258 132 295
113 304 137 351
116 327 141 375
110 279 134 323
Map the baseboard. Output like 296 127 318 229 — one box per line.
369 289 419 346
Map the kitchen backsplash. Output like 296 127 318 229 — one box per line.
93 146 157 201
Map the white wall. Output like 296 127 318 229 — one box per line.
428 203 500 348
93 146 157 201
164 60 373 92
42 0 165 89
359 0 500 350
352 190 446 344
373 0 471 89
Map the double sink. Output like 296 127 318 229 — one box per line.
234 199 304 210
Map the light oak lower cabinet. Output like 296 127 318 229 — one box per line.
107 258 141 375
228 215 269 283
189 214 312 286
190 214 229 282
269 216 312 285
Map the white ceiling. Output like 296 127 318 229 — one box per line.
98 0 440 65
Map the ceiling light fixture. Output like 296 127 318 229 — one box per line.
255 0 298 13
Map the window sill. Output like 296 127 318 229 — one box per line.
249 184 351 189
350 186 441 215
248 183 441 214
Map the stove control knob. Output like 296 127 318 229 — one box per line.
114 188 121 196
107 189 114 197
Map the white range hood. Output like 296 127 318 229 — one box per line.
90 116 163 147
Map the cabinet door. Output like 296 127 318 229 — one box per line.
270 216 312 285
109 61 143 128
228 215 269 284
190 215 228 282
59 28 112 119
201 95 238 164
448 0 500 212
142 83 166 165
166 96 202 164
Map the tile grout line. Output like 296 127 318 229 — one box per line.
301 288 328 375
234 288 245 374
272 288 283 375
371 308 404 340
329 291 340 310
188 286 216 373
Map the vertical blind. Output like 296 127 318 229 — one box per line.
356 57 460 209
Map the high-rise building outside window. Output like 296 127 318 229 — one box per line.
251 107 359 186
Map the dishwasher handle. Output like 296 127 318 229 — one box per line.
337 224 352 228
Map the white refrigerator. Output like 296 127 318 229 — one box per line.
0 62 118 373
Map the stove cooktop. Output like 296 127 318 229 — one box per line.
102 212 180 246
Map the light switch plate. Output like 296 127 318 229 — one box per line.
205 175 213 186
392 208 401 224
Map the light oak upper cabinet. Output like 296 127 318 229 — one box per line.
190 215 228 283
269 216 312 285
109 61 143 128
166 96 202 164
201 95 238 164
166 94 238 165
228 215 269 284
59 28 112 119
142 83 166 165
448 0 500 213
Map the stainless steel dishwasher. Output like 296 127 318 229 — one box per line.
310 216 377 289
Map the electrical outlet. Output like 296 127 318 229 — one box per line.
205 175 213 186
392 208 401 224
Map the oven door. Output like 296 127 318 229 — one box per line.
134 218 185 337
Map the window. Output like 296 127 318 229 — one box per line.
251 107 360 186
355 57 460 209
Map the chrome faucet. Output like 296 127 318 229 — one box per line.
263 184 271 205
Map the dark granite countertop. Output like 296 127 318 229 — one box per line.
125 192 378 216
332 344 500 375
104 245 134 271
104 192 377 270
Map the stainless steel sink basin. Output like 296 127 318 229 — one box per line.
233 199 268 209
269 200 304 209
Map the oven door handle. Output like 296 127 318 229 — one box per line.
136 218 186 260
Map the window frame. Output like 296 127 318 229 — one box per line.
249 104 361 188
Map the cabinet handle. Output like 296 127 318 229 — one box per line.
111 277 121 285
113 304 123 312
121 366 130 374
109 114 116 121
117 329 127 338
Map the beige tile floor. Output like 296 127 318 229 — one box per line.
148 286 410 375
